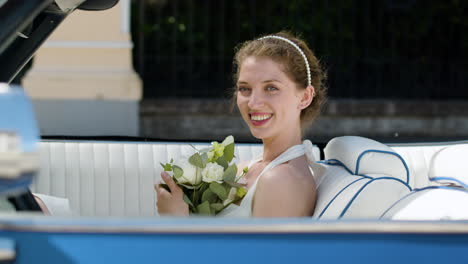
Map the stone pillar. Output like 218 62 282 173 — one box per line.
22 0 142 136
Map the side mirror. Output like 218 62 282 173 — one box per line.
0 84 39 195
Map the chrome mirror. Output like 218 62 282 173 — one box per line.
0 84 39 195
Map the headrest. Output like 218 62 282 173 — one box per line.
429 145 468 188
324 136 409 183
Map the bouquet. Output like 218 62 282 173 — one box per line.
160 135 248 215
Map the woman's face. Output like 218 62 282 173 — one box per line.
236 56 304 141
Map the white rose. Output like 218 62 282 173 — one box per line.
201 162 224 183
176 158 202 185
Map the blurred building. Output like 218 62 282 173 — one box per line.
22 0 142 137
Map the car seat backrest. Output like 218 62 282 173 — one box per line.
428 144 468 188
381 187 468 220
390 144 446 189
35 140 264 216
324 136 409 184
313 136 411 219
35 140 320 216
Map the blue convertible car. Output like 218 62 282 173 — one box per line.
0 1 468 263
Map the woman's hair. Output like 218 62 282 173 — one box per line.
232 31 327 126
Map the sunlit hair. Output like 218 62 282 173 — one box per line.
232 31 327 127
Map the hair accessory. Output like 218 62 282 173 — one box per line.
259 35 311 87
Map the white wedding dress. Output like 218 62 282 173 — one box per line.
218 140 317 217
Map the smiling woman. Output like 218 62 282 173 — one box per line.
234 31 327 128
155 31 326 217
2 1 468 262
228 32 326 217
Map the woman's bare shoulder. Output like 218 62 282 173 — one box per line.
262 159 315 185
253 159 317 217
256 160 316 199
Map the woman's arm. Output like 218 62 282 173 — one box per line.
33 194 50 215
252 164 316 217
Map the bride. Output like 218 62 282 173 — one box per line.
155 31 327 217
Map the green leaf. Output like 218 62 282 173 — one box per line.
197 201 212 215
189 153 205 168
198 147 212 154
201 153 208 166
209 182 227 200
224 181 244 188
198 182 209 193
223 143 235 163
183 194 194 207
160 162 173 171
236 187 247 198
178 183 195 189
172 165 183 179
189 144 199 152
201 189 218 203
216 156 229 169
210 203 224 212
223 164 237 182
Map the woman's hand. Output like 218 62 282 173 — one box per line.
33 194 50 215
154 171 189 216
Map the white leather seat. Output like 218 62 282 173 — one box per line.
391 144 446 188
34 140 320 217
381 144 468 220
34 141 262 216
381 187 468 220
428 144 468 187
313 136 411 219
35 137 468 219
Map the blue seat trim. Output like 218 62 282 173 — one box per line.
357 174 412 191
339 177 412 219
414 185 468 192
380 185 468 219
318 159 354 175
430 177 468 189
318 177 370 218
355 150 410 184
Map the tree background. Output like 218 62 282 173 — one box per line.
131 0 468 99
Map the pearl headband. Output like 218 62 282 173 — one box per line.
259 35 311 87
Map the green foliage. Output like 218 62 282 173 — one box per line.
210 203 224 212
201 188 217 204
209 182 227 200
157 136 248 215
189 153 206 168
215 156 228 170
223 143 235 163
197 201 212 215
183 194 194 207
172 165 183 179
132 0 468 99
223 164 237 183
160 162 172 171
237 187 247 198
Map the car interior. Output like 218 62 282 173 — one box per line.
1 0 468 220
